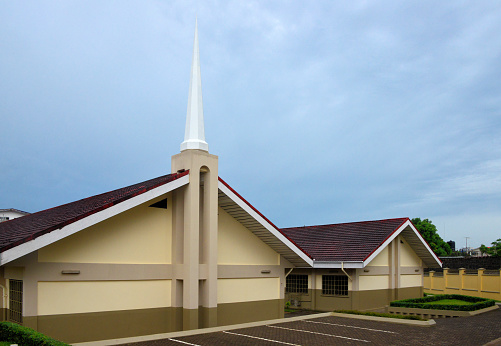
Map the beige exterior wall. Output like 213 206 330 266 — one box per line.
400 274 421 287
359 275 389 290
218 208 279 265
217 278 280 304
399 240 422 267
368 246 389 266
38 280 172 315
38 194 173 264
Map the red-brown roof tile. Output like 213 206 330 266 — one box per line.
0 171 188 253
281 218 409 262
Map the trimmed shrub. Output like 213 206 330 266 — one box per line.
0 322 68 346
390 294 495 311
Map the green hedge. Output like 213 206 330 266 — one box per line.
0 322 68 346
390 294 495 311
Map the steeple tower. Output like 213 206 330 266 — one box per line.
181 19 209 152
171 20 219 331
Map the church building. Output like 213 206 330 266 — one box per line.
0 23 441 344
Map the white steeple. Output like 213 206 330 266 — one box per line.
181 19 209 152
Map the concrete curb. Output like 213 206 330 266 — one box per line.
72 312 332 346
331 312 436 327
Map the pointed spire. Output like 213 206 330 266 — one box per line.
181 19 209 152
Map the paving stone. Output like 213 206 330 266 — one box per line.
121 307 501 345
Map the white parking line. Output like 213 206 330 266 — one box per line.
267 325 370 343
168 338 200 346
223 331 302 345
303 320 398 334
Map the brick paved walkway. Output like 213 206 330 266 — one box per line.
121 307 501 346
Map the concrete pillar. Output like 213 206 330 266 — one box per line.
443 268 449 293
429 271 435 291
172 150 218 330
395 237 401 300
478 268 485 298
310 270 316 311
459 268 466 294
388 241 395 301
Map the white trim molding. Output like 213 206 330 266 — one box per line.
218 180 313 267
0 175 190 266
363 219 442 268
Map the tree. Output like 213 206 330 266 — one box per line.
480 239 501 257
411 218 452 256
479 244 490 256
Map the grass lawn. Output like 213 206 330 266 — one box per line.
0 342 15 346
391 294 495 311
424 299 474 306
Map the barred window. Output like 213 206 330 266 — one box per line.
9 279 23 324
286 274 308 294
322 275 348 296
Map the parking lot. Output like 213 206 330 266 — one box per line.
119 306 501 346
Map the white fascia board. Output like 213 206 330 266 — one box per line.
362 219 442 267
362 220 407 267
312 261 364 269
218 181 313 267
0 174 190 266
402 220 442 267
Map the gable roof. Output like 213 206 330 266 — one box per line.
0 171 190 265
0 171 441 269
282 218 442 268
218 177 312 267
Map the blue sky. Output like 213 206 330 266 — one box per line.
1 1 500 249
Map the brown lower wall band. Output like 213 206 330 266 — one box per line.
285 286 423 311
22 298 284 344
25 307 178 344
217 299 284 326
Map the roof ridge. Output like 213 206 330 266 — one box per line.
281 217 409 230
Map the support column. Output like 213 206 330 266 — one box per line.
388 241 396 301
395 237 401 300
183 169 200 330
199 165 218 327
172 150 218 331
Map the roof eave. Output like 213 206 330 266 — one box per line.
218 178 313 267
362 219 442 269
0 174 190 266
312 261 365 269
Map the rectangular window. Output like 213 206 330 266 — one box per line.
286 274 308 294
322 275 348 296
9 279 23 324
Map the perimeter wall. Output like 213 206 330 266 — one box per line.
424 268 500 301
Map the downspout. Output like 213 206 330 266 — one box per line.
0 284 7 313
341 262 352 281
